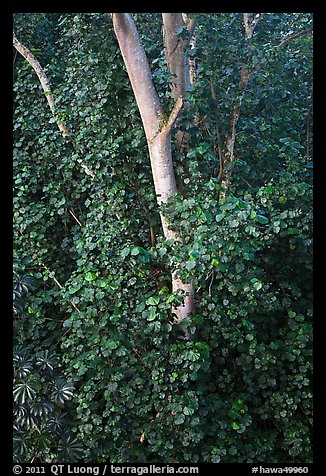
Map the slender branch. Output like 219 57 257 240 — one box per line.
13 30 96 179
246 26 312 82
13 30 69 137
277 28 313 48
68 208 83 227
306 111 311 161
129 180 156 248
182 14 197 47
76 158 95 178
299 405 313 426
220 14 257 197
252 13 263 30
41 264 81 314
183 14 197 87
210 73 217 101
305 86 313 161
176 130 187 155
216 124 224 181
209 73 224 181
208 269 215 297
164 95 184 133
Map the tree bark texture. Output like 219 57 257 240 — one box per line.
162 13 188 100
112 13 195 324
162 13 196 154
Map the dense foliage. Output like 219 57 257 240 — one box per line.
13 13 313 463
13 258 83 462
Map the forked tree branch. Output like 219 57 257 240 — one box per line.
243 13 263 39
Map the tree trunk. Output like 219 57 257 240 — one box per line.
111 13 194 325
162 13 196 154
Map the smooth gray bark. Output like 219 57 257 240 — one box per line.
112 13 195 324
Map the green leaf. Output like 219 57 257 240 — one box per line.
146 312 157 321
146 296 160 306
107 340 119 350
175 414 185 425
253 281 262 291
251 278 263 291
69 286 80 294
84 271 97 282
63 319 72 328
257 215 269 224
185 260 196 271
231 421 240 430
215 213 225 223
196 142 210 154
107 382 118 392
13 382 36 404
120 247 130 258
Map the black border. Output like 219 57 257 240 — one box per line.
5 2 321 474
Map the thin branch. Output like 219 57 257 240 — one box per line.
209 72 224 181
13 30 69 138
13 31 97 180
182 14 197 87
183 15 197 47
277 28 313 48
299 405 313 426
252 13 263 30
176 130 188 155
246 26 312 84
76 158 96 178
241 177 253 188
210 73 217 102
216 124 224 181
129 180 156 248
245 26 312 83
68 208 83 227
40 264 81 314
55 328 72 348
164 95 184 133
208 270 215 297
